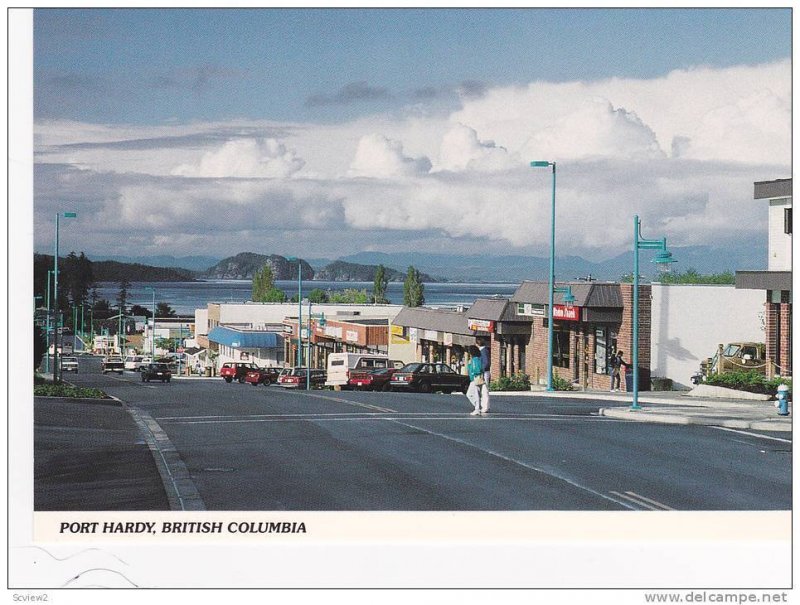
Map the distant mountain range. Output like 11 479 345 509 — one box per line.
82 243 767 284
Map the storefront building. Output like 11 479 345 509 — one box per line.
465 298 532 380
736 178 792 378
390 307 478 373
282 315 391 369
510 281 651 390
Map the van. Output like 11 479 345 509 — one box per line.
325 353 403 388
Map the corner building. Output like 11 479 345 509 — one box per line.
508 281 651 391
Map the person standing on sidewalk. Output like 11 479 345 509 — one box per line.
466 346 485 416
609 350 629 392
477 337 491 414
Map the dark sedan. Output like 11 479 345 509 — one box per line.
389 362 469 394
141 363 172 383
348 367 397 391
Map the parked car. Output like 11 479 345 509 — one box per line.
101 356 125 374
244 367 281 387
389 362 469 394
60 356 79 373
325 353 404 388
278 368 327 389
124 355 144 371
136 356 153 371
348 367 398 391
140 363 172 383
220 362 261 383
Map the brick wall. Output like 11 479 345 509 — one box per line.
619 283 651 391
779 303 791 375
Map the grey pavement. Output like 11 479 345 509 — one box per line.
494 387 792 432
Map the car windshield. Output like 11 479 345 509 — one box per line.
400 363 424 373
152 364 170 370
370 368 391 376
63 357 77 363
723 345 742 357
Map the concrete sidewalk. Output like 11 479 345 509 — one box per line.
493 388 792 432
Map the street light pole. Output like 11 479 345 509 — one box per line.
53 211 76 382
45 270 52 374
531 160 559 390
631 215 675 410
146 286 156 359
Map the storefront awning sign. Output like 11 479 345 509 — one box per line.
346 330 359 342
468 319 495 333
553 305 581 321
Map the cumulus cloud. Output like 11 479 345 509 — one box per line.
348 133 432 178
436 123 515 172
33 60 790 260
172 138 305 178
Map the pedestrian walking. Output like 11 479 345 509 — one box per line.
477 337 491 414
466 346 485 416
609 350 629 392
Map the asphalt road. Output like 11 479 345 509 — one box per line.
67 356 791 511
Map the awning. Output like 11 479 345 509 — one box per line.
208 326 282 349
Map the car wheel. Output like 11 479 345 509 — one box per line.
224 377 232 383
166 378 171 383
263 379 271 386
442 388 453 395
418 381 432 394
141 375 145 382
238 376 246 384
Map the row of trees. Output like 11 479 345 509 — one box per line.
251 263 425 307
620 268 735 284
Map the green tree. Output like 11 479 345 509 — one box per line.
252 264 287 302
372 264 389 303
308 288 329 303
403 266 425 307
156 302 177 317
130 304 152 318
116 278 131 314
328 288 370 304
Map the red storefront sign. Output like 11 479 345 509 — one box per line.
553 305 581 321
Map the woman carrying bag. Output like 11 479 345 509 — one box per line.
466 345 487 416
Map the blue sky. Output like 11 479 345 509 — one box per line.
35 8 791 124
31 8 792 262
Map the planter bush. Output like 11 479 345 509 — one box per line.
651 377 673 391
705 370 791 396
490 373 531 391
33 383 108 399
550 374 574 391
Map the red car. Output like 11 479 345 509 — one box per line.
244 367 281 386
348 367 397 391
220 362 260 383
277 368 326 389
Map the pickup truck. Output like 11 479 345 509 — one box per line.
101 356 125 375
692 342 767 384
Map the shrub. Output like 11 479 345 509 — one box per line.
550 374 574 391
705 370 791 396
490 373 531 391
33 384 108 399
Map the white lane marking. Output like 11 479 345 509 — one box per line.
610 490 675 511
286 390 397 413
710 426 792 444
386 419 637 510
158 414 621 425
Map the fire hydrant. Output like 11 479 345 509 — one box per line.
776 384 790 416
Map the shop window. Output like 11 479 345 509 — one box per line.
594 328 618 374
553 329 570 369
518 342 526 374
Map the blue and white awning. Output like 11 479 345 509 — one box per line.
208 326 282 349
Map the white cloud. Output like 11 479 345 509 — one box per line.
172 138 305 178
33 60 790 260
347 133 432 178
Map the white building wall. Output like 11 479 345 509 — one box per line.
650 284 765 388
768 198 792 271
214 302 403 327
195 308 209 336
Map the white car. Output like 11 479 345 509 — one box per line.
60 356 79 373
124 355 144 371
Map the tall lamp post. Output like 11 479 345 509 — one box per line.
45 270 53 373
287 257 303 367
631 215 675 410
53 211 77 382
531 160 564 391
145 286 156 359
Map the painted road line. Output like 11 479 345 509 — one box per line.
609 490 674 511
388 419 637 511
711 426 792 444
285 390 397 413
158 414 621 425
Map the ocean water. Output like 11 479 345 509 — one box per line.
95 280 520 315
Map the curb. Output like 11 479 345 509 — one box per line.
598 407 791 432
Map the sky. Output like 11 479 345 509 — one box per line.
31 7 792 262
